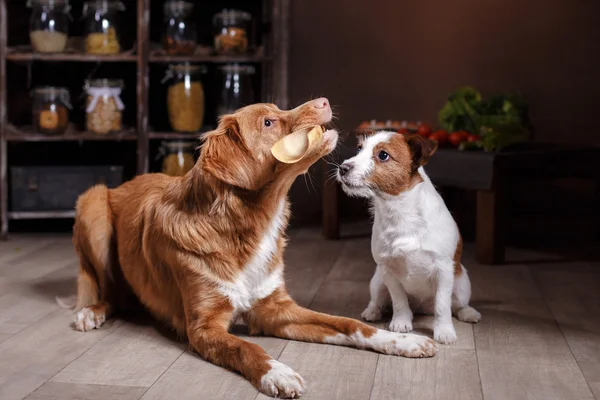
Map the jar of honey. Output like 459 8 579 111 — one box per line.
31 86 71 135
162 63 206 133
158 140 197 177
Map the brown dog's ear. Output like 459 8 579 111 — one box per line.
405 134 438 171
201 115 264 190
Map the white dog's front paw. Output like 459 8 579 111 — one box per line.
73 307 105 332
260 360 306 398
434 324 457 344
456 306 482 323
389 317 413 333
367 330 437 358
361 305 383 322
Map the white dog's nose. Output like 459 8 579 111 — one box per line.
313 97 329 109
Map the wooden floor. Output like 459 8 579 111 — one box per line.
0 229 599 400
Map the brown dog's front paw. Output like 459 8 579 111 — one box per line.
73 306 106 332
260 360 306 398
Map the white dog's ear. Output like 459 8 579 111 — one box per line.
405 134 438 170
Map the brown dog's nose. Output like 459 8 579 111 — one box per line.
313 97 329 109
339 162 354 176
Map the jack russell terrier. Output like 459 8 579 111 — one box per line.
337 130 481 344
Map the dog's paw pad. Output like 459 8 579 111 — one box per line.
73 307 105 332
260 360 306 398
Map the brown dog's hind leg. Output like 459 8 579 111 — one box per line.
72 185 115 332
246 287 438 359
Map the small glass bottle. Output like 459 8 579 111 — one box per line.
84 78 125 135
163 63 206 133
28 0 71 53
159 140 197 177
217 64 256 116
83 0 125 55
31 86 71 135
163 1 197 55
212 9 251 55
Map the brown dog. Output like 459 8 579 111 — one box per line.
71 98 437 398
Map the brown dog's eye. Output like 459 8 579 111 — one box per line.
264 119 273 127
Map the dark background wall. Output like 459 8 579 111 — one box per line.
287 0 600 239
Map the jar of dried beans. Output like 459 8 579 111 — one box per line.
31 86 71 135
28 0 71 53
213 9 251 55
163 63 206 133
158 140 196 177
163 1 197 55
84 79 124 135
83 0 125 55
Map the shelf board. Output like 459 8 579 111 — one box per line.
6 50 137 63
149 45 269 64
4 125 138 142
8 210 76 220
148 131 206 140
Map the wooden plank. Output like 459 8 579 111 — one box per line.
256 341 378 400
0 332 11 343
325 239 375 283
370 349 482 400
26 382 146 400
0 234 57 265
530 263 600 399
141 334 287 400
51 323 186 387
283 230 345 307
0 310 122 400
470 263 594 400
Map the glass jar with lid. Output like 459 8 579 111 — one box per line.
163 1 197 55
158 141 197 177
163 63 206 133
83 0 125 54
31 86 71 135
213 9 251 55
217 64 255 116
28 0 71 53
84 79 124 135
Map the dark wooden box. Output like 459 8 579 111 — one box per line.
10 166 123 212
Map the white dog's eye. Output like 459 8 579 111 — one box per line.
356 145 362 154
378 150 390 161
264 119 273 127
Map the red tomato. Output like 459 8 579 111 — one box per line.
429 131 448 145
358 121 370 129
397 128 409 135
458 131 470 141
448 132 465 147
417 124 432 137
467 134 482 142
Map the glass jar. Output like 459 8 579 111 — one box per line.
163 63 206 133
213 9 251 55
217 64 255 116
163 1 197 55
31 86 71 135
28 0 70 53
83 0 125 54
159 141 196 177
84 79 124 135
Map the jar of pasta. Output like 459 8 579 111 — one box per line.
163 1 197 55
31 86 71 135
159 141 196 177
213 9 251 55
28 0 71 53
217 64 255 116
84 79 124 135
163 63 206 133
83 0 124 55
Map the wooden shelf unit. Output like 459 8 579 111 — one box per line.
0 0 290 238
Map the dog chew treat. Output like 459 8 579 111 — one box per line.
271 125 325 163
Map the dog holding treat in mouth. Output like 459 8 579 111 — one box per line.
337 130 481 344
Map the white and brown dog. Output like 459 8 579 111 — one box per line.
71 101 437 399
337 130 481 344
